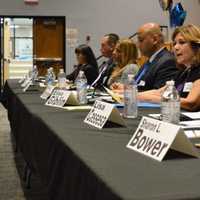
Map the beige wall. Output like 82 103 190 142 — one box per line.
0 0 199 73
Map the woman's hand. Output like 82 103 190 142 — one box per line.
110 82 124 95
110 82 123 90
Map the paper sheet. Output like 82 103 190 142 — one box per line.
180 120 200 130
182 112 200 119
184 130 200 138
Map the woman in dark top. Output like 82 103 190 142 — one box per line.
66 44 99 85
138 24 200 111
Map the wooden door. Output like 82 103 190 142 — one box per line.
33 17 65 76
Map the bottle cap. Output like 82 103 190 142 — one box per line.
60 68 64 73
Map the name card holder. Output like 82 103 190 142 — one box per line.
84 100 126 129
64 91 79 106
45 89 80 108
127 116 199 162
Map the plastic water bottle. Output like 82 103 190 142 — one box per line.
32 65 38 81
123 74 138 118
75 70 88 104
58 68 66 88
46 67 55 86
161 80 180 124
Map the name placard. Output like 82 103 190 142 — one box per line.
22 79 33 92
45 89 71 107
127 116 199 161
21 77 32 88
84 100 126 129
45 90 80 107
18 76 26 84
40 85 55 100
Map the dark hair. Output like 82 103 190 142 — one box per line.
75 44 98 68
104 33 120 46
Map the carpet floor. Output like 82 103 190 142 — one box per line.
0 103 48 200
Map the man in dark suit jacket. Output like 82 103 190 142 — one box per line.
135 23 178 91
92 33 119 88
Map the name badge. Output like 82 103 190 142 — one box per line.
127 116 199 161
138 80 145 86
183 82 193 92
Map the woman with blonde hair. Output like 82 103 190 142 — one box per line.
138 24 200 111
107 39 139 86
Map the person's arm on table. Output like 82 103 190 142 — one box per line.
181 79 200 111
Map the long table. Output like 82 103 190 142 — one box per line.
2 79 200 200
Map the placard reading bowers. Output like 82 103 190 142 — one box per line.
45 89 71 107
127 116 199 161
84 100 125 129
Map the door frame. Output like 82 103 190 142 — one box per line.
0 15 66 91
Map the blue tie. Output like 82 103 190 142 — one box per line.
135 61 150 84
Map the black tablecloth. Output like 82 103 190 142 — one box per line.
2 79 200 200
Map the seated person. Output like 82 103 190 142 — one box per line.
66 44 99 85
92 33 119 88
107 39 139 87
135 22 178 91
138 24 200 111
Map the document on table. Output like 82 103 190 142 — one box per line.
179 120 200 130
179 120 200 138
183 130 200 138
182 111 200 119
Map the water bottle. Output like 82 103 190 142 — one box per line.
161 80 180 124
123 74 138 118
46 67 55 86
32 65 38 82
75 70 88 104
58 68 66 88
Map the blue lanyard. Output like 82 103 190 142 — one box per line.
135 48 167 84
135 62 150 84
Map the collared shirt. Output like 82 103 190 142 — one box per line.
135 48 165 84
92 58 115 88
149 47 165 63
135 48 177 91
